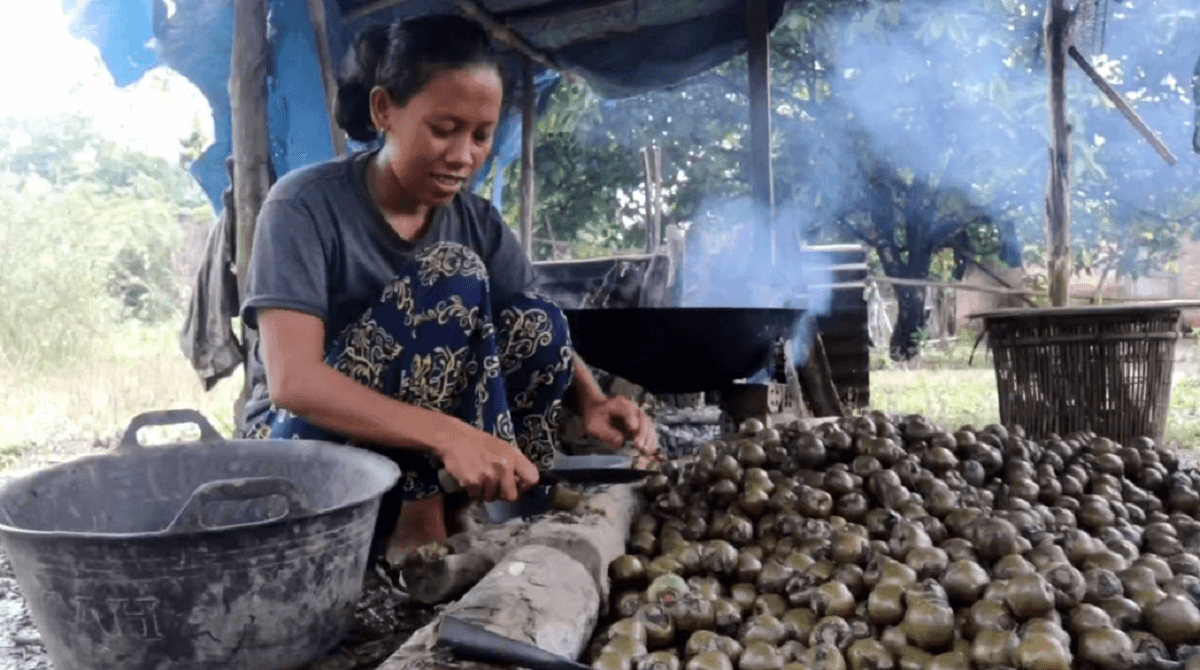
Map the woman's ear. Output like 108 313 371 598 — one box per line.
369 86 392 135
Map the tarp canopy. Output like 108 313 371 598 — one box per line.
65 0 789 212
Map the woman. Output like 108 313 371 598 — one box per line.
239 15 658 563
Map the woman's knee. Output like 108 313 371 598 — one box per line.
497 292 573 371
411 242 491 305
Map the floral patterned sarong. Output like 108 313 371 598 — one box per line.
243 242 574 547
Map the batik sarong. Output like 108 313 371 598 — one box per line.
243 242 574 553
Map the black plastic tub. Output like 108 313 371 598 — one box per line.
0 409 400 670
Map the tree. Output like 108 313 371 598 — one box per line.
0 113 209 367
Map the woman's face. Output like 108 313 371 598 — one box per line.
372 65 502 208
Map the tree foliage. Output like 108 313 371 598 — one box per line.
0 113 209 368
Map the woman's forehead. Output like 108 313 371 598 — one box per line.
417 66 502 115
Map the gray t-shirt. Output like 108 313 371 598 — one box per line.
239 149 536 426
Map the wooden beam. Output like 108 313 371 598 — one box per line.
307 0 347 156
448 0 560 71
519 57 536 261
506 0 730 50
341 0 407 23
1045 0 1071 307
341 0 560 71
1067 46 1176 166
231 0 273 430
746 0 775 264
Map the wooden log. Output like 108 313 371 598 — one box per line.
1044 0 1072 307
519 57 536 261
230 0 273 432
398 518 533 605
380 484 642 669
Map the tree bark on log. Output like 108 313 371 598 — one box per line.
399 520 533 605
381 484 642 669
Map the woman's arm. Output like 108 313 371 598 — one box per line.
566 351 607 414
260 307 538 500
259 308 464 455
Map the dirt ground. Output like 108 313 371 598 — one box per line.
0 545 434 670
0 549 51 670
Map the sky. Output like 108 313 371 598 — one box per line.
0 2 212 160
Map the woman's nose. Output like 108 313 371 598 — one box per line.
447 136 474 166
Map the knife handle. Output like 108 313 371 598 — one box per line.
437 469 464 494
437 469 551 496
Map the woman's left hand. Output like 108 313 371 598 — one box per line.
581 395 661 461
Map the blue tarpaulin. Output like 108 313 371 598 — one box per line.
65 0 788 213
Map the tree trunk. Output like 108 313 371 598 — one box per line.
890 284 926 361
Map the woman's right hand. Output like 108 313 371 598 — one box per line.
435 424 540 502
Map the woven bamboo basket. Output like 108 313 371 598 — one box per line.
972 302 1198 444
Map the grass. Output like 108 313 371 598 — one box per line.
0 318 240 474
872 333 1200 449
4 323 1200 477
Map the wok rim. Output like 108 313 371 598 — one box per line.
0 438 401 541
562 306 806 392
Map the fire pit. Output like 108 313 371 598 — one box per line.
972 301 1200 443
562 307 805 394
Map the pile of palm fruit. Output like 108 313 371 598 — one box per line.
589 413 1200 670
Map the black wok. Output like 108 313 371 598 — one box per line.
562 307 804 393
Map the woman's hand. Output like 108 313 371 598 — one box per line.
435 425 539 502
581 395 662 462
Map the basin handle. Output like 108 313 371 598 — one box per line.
165 477 311 534
119 409 224 452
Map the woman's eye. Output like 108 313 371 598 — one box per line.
431 125 454 137
474 133 492 144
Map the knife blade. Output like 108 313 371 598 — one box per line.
437 467 654 493
437 615 593 670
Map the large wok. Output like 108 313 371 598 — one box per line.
563 307 804 394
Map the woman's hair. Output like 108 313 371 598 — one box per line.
335 15 504 142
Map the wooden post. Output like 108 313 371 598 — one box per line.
641 146 662 254
746 0 775 265
307 0 347 156
231 0 273 429
1045 0 1071 307
519 58 536 261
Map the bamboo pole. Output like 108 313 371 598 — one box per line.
1045 0 1072 307
1068 46 1177 166
746 0 775 264
231 0 273 430
519 58 536 261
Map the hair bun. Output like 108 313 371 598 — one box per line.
335 25 389 143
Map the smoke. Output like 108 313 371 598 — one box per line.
677 0 1198 321
678 197 837 368
577 0 1199 375
812 0 1200 258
